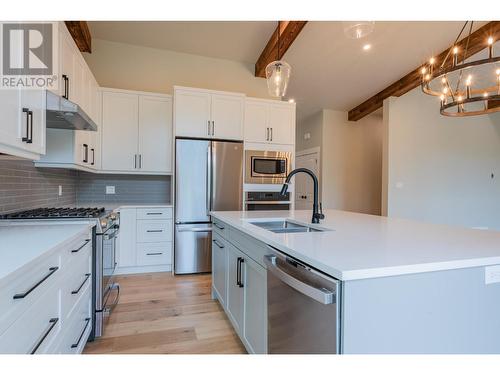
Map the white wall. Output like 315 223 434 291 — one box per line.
84 38 270 97
296 109 383 215
383 87 500 229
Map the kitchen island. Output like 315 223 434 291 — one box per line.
210 209 500 354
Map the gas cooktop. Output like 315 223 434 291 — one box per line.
1 207 106 219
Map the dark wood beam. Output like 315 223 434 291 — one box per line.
64 21 92 53
255 21 307 78
348 21 500 121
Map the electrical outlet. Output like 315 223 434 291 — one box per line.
106 186 115 194
58 185 62 196
485 265 500 284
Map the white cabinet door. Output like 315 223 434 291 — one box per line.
211 93 244 140
117 209 137 268
138 95 173 173
73 130 90 167
60 29 76 102
244 100 269 143
20 90 46 156
268 103 294 145
212 234 227 307
0 90 22 150
174 89 211 138
101 92 139 171
226 244 245 335
243 256 267 354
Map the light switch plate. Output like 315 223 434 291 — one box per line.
485 265 500 284
106 186 115 194
58 185 62 196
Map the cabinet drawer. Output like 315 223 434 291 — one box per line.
61 250 92 320
213 219 228 237
137 207 172 220
0 286 60 354
55 287 92 354
137 219 172 242
0 251 61 335
137 242 172 266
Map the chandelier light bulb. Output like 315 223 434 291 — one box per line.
453 46 459 54
421 67 427 75
466 75 472 85
488 37 494 45
425 74 431 81
429 57 435 64
443 87 449 94
496 68 500 76
457 95 463 102
483 92 489 98
441 77 447 84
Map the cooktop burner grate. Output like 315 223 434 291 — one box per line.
1 207 106 219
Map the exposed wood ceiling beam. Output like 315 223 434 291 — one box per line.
64 21 92 53
348 21 500 121
255 21 307 78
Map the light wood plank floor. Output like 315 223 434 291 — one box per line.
84 273 246 354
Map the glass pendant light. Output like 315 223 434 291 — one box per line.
343 21 375 39
266 21 292 98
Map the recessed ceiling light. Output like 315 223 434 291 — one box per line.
288 99 295 103
363 44 372 51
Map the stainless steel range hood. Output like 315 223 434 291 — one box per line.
46 91 97 131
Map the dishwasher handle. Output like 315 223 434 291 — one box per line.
264 254 336 305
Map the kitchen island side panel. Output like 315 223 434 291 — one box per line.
341 265 500 354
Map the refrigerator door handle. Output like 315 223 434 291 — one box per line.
206 144 212 215
177 227 213 233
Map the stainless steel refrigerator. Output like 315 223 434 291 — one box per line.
175 138 243 274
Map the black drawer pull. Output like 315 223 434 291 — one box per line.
71 239 90 253
214 223 225 230
30 317 59 354
71 273 91 295
146 252 163 256
146 229 163 233
146 212 163 215
71 318 91 349
212 239 224 249
13 267 59 299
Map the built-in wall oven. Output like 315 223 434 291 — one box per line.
245 150 292 184
94 214 120 338
245 191 291 211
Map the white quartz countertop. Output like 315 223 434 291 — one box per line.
210 210 500 281
0 223 91 280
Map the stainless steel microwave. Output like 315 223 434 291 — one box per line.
245 150 292 184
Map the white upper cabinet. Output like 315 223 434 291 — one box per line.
174 89 211 138
174 86 244 140
244 98 296 145
243 99 269 144
211 93 244 140
101 89 173 174
101 91 139 172
138 95 173 173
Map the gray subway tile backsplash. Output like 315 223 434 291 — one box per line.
0 159 171 214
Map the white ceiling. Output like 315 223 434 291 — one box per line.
89 21 489 121
88 21 276 64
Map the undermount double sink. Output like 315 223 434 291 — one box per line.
249 220 330 234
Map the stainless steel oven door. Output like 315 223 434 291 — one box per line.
245 150 292 184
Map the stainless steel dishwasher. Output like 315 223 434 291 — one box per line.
264 246 341 354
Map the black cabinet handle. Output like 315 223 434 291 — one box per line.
62 74 68 99
91 148 95 165
13 267 59 299
236 257 244 288
71 273 91 295
212 239 224 249
146 212 162 215
213 223 225 230
30 317 59 354
146 252 163 256
22 108 30 142
146 229 163 233
71 318 91 349
28 110 33 144
71 239 90 253
82 144 88 163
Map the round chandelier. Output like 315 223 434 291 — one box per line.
266 21 292 98
421 21 500 117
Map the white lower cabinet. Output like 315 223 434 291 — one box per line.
117 207 173 273
0 227 93 354
226 244 245 335
211 219 268 354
